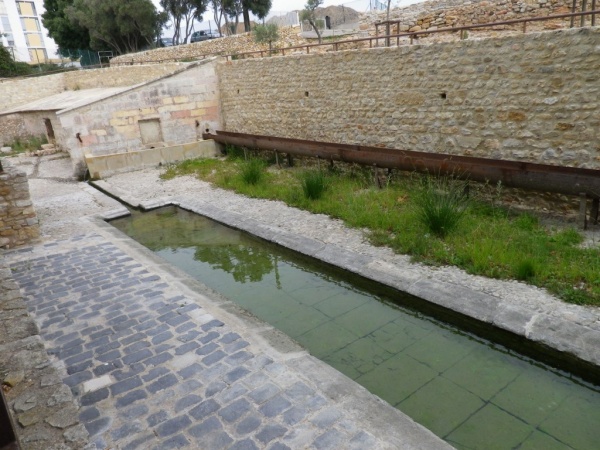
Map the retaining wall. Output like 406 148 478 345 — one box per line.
0 163 39 249
218 27 600 169
0 63 187 111
363 0 593 32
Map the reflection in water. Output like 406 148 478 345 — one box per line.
194 245 279 285
111 206 600 450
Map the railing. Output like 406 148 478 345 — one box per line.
224 9 600 60
203 130 600 228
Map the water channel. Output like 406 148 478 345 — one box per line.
110 206 600 450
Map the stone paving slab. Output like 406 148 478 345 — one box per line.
4 227 449 450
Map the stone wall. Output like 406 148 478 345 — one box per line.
219 27 600 169
61 63 186 90
110 26 307 66
0 73 65 112
0 63 187 111
0 163 39 249
0 114 28 147
59 60 221 176
366 0 586 32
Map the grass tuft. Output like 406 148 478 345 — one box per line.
515 259 536 281
301 170 327 200
414 175 470 238
240 158 265 185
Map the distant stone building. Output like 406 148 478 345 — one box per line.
303 5 360 31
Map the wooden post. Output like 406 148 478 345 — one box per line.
571 0 577 28
592 0 597 26
579 193 588 230
581 0 588 27
591 198 599 225
275 150 280 168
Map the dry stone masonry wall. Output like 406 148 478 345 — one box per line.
364 0 588 32
0 63 187 112
219 27 600 169
0 162 39 249
110 26 307 66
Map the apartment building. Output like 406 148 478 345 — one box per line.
0 0 58 63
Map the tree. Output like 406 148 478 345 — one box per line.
252 23 278 54
42 0 91 50
222 0 242 35
67 0 163 54
241 0 271 32
210 0 224 35
160 0 208 45
300 0 323 44
0 45 32 77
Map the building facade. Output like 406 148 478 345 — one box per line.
0 0 59 63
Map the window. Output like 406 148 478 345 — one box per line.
16 1 36 16
25 32 42 47
0 15 13 45
28 48 47 63
20 17 40 32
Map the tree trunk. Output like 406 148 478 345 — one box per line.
243 6 251 32
309 19 322 44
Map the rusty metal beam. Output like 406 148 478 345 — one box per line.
203 131 600 199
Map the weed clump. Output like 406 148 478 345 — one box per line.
301 170 326 200
515 259 536 281
414 175 470 238
241 158 265 185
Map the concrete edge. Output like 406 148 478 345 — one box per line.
86 214 452 449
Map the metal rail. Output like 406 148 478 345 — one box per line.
204 129 600 197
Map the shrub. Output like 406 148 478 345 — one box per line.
414 174 470 238
241 158 265 185
301 170 326 200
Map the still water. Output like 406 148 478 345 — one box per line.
111 206 600 450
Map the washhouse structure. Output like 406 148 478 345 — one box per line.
0 60 221 177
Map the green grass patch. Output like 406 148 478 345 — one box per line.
160 155 600 306
4 135 48 155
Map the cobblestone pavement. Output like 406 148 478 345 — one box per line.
5 231 446 449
